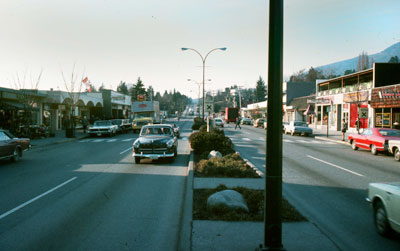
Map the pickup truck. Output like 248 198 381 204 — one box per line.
88 120 118 137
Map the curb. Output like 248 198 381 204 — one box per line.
314 136 350 145
178 150 194 251
242 157 264 177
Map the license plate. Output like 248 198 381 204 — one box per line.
97 133 102 136
150 156 158 160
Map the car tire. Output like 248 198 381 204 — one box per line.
11 148 21 162
374 201 392 237
371 145 378 155
394 148 400 161
168 157 174 163
134 157 141 164
351 141 358 150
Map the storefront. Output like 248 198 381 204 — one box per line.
370 84 400 129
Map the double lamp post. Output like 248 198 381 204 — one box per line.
181 47 226 119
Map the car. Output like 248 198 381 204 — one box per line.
88 120 118 137
241 118 252 125
366 182 400 236
111 119 131 133
348 128 400 155
284 121 313 136
132 124 178 164
0 129 31 162
253 118 265 128
214 118 224 127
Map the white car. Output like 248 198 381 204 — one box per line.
367 182 400 236
214 118 224 127
88 120 118 137
284 121 313 136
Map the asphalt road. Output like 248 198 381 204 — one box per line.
0 119 192 251
223 123 400 251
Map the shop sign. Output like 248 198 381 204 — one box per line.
343 103 349 112
137 95 146 101
343 91 368 103
375 113 391 127
307 99 331 104
371 85 400 108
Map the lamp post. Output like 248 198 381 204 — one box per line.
188 78 211 117
181 47 226 119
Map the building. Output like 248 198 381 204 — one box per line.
314 63 400 132
283 81 315 122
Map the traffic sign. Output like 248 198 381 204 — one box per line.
359 108 368 119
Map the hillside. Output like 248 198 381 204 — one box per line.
316 42 400 76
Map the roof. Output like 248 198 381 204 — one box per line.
288 94 315 111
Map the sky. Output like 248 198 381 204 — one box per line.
0 0 399 99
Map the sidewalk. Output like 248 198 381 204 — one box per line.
29 129 89 148
312 127 350 145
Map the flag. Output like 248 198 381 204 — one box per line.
82 77 88 83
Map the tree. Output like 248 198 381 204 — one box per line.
129 77 147 101
388 56 399 63
146 85 154 101
255 76 267 102
98 83 105 91
117 81 129 95
344 69 356 75
357 51 370 71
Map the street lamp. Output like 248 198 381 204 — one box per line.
188 78 211 117
181 47 227 119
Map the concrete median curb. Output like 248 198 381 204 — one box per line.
315 136 350 145
178 150 194 251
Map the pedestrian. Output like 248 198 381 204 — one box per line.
82 116 88 133
355 118 361 134
341 119 347 141
235 117 241 130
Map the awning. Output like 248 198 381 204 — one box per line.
303 104 315 115
0 100 39 111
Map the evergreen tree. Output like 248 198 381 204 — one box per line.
117 81 129 95
388 56 399 63
255 76 267 102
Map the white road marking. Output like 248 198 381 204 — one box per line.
258 137 264 141
78 139 91 143
235 144 256 148
106 139 117 142
0 177 77 220
93 139 105 142
307 155 364 177
242 138 251 141
122 138 135 142
120 147 133 155
252 156 265 160
283 139 294 142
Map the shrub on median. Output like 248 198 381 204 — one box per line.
192 117 206 130
189 127 234 156
196 153 260 178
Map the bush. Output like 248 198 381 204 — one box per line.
196 153 260 178
189 128 234 155
192 117 206 130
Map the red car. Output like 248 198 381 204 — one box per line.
348 128 400 155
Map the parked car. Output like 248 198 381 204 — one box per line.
214 118 224 127
241 117 252 125
284 121 313 136
253 118 265 128
366 182 400 236
111 119 131 133
388 139 400 161
348 128 400 155
282 121 289 132
0 129 31 162
132 124 178 164
88 120 118 137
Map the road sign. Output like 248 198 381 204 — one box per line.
205 102 214 113
359 108 368 119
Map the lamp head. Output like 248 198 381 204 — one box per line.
181 48 188 51
220 47 227 51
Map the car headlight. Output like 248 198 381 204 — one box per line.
133 123 137 126
133 140 140 148
166 139 174 148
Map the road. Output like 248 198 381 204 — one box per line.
223 122 400 251
0 119 192 250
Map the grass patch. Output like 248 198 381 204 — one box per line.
193 185 307 222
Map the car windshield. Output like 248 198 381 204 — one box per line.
294 122 308 127
112 119 122 125
0 131 12 140
141 127 172 136
379 130 400 137
94 121 111 126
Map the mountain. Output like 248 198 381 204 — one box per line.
316 42 400 76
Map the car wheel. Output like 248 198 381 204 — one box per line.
351 141 358 150
168 157 174 163
11 148 21 162
371 145 378 155
394 148 400 161
374 201 392 236
134 157 141 164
